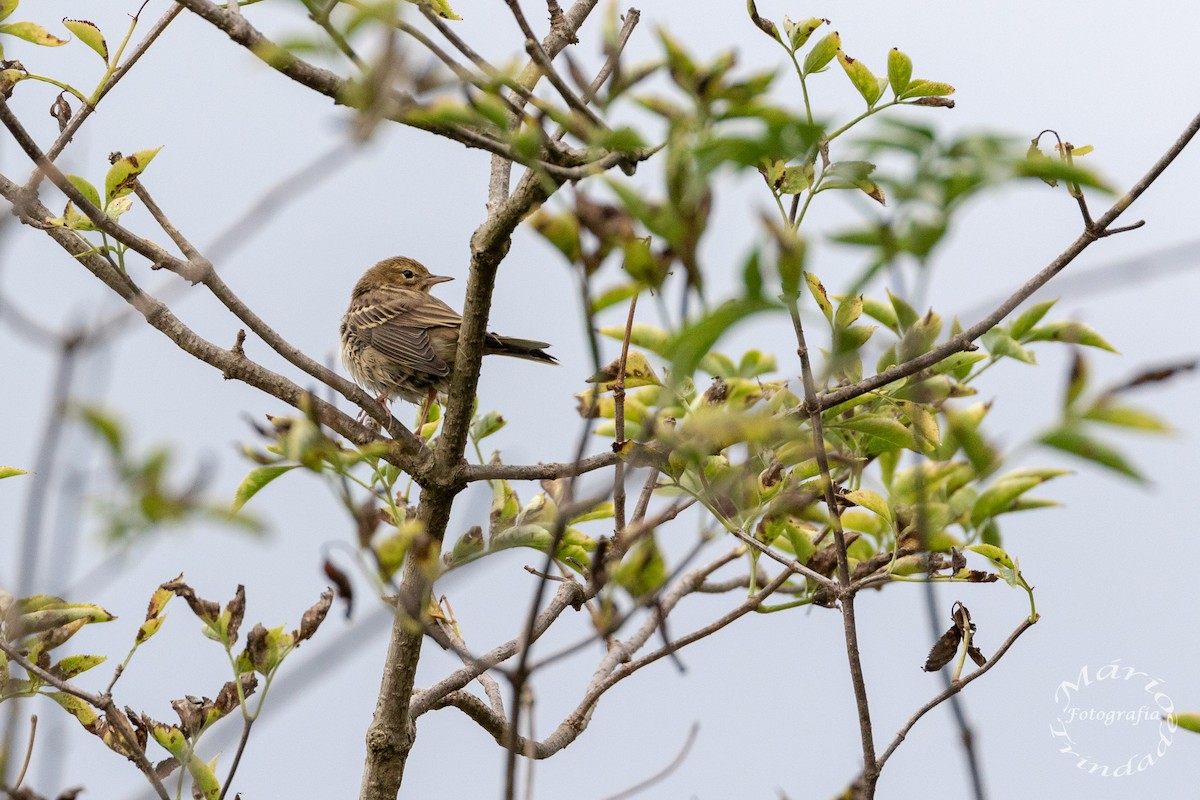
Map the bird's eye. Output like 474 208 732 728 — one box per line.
402 269 414 279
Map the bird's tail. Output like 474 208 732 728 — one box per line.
486 334 558 365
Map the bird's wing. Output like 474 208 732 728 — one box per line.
348 289 462 377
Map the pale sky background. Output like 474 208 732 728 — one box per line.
3 2 1200 799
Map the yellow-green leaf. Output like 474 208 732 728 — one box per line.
838 51 883 106
63 18 106 62
899 79 955 100
843 489 891 523
804 272 833 323
0 21 67 46
802 31 840 74
887 48 912 96
103 147 162 203
408 0 460 21
0 466 27 479
1169 712 1200 734
65 174 100 209
230 464 300 516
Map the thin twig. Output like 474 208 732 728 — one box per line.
601 722 699 800
216 718 254 800
0 640 170 800
502 0 605 130
784 290 877 793
7 714 36 792
875 615 1038 772
612 294 639 538
815 109 1200 414
26 3 185 191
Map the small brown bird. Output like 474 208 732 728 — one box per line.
340 256 557 423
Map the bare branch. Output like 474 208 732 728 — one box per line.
0 174 404 463
0 103 424 452
874 615 1038 772
502 0 605 131
783 291 877 790
430 564 794 759
461 451 618 482
601 722 699 800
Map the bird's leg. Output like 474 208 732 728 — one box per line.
356 393 390 433
415 388 436 439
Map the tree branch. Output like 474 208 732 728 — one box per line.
874 615 1038 773
460 451 619 482
0 640 170 800
814 109 1200 414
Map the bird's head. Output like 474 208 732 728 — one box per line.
354 256 453 295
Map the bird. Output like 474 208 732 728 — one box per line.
340 256 557 428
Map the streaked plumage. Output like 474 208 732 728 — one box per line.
340 256 556 407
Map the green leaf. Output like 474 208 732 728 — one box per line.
887 48 912 96
664 297 778 380
1010 299 1057 339
1039 427 1144 482
898 79 955 99
843 489 891 523
591 282 641 314
779 164 813 194
971 470 1068 526
831 414 916 453
63 18 107 62
1024 321 1116 352
185 752 221 800
613 538 667 597
587 350 662 391
0 1 17 24
230 464 300 515
784 16 824 51
64 174 100 210
599 323 671 357
860 296 898 331
982 329 1036 364
0 21 67 46
1081 403 1170 432
802 31 840 75
410 0 460 20
888 289 919 330
1014 157 1112 192
834 294 863 329
52 653 106 680
104 147 162 203
470 410 506 441
1168 712 1200 734
0 466 27 479
46 691 99 727
966 542 1016 571
804 272 833 323
838 51 883 106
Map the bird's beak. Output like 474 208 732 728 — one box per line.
423 274 453 288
